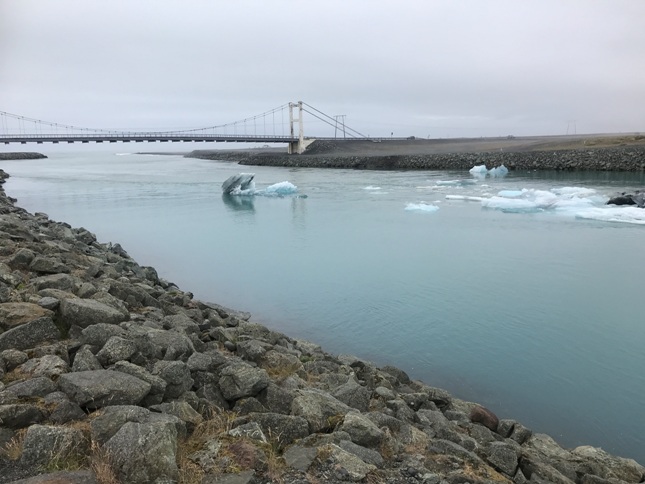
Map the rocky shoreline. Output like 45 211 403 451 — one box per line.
0 168 643 484
0 153 47 161
188 141 645 172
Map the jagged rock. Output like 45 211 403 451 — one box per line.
0 302 53 330
106 279 160 308
2 349 29 370
95 336 137 366
149 401 203 432
48 400 86 424
2 376 57 399
0 403 46 428
37 296 59 311
20 424 87 467
571 446 645 482
152 360 194 401
232 397 267 415
186 351 218 372
162 313 200 334
485 441 521 476
29 257 70 274
322 443 377 481
80 323 127 348
283 445 317 472
338 439 385 467
292 388 352 433
332 378 372 412
219 363 270 401
90 405 150 444
31 273 78 292
59 298 128 328
104 420 179 484
236 339 272 362
58 370 151 409
519 456 576 484
144 328 195 361
227 421 267 443
380 365 411 386
18 354 69 379
247 412 309 449
7 247 35 269
257 382 295 414
339 411 385 448
71 345 103 372
113 360 167 405
0 317 61 352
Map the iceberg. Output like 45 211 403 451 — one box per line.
256 181 299 197
445 195 485 202
469 164 509 178
575 206 645 225
405 202 439 212
222 173 256 194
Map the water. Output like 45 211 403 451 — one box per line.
2 151 644 464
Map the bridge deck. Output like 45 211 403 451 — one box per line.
1 134 301 144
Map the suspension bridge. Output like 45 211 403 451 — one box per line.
0 102 375 154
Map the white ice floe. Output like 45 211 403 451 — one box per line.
469 164 509 178
256 181 298 196
363 186 382 190
575 207 645 225
435 179 478 186
445 195 485 202
405 202 440 212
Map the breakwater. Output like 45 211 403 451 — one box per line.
188 145 645 171
0 168 644 483
0 153 47 161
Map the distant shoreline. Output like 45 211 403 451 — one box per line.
186 134 645 172
0 152 47 160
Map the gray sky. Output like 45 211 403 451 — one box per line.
1 0 644 139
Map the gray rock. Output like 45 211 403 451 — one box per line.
485 441 520 476
96 336 137 366
7 470 97 484
257 382 295 414
236 339 272 362
18 354 69 379
71 345 103 371
232 396 267 415
104 420 179 484
247 412 310 449
144 328 195 361
58 370 151 409
332 378 371 412
60 298 128 328
107 279 160 308
0 403 46 428
571 445 645 482
338 411 385 448
283 445 317 472
113 360 167 404
20 424 87 467
8 247 35 269
90 405 150 444
152 360 194 400
149 401 203 432
338 439 384 467
29 256 70 274
1 349 29 370
31 273 78 292
37 296 59 310
0 317 61 352
291 388 352 433
227 421 267 443
3 376 57 398
219 363 270 401
49 400 87 424
162 313 200 334
186 351 217 372
324 443 377 481
80 323 127 348
201 470 255 484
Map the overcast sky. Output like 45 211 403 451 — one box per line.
1 0 644 140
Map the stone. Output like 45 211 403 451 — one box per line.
283 445 318 472
18 354 69 379
113 360 167 404
257 382 295 414
149 401 203 433
1 349 29 370
339 411 385 448
60 298 128 328
291 388 352 433
80 323 127 347
485 441 520 476
0 317 61 352
71 345 103 372
247 412 310 449
0 403 46 429
2 377 57 399
324 443 377 481
227 421 267 443
31 273 78 292
7 470 98 483
96 336 137 366
58 370 151 409
201 470 255 484
90 405 151 444
38 296 60 311
104 420 179 484
49 400 87 424
7 247 35 269
152 360 194 400
29 257 70 274
571 445 645 482
218 363 270 401
338 439 385 467
332 378 371 412
0 302 53 330
20 424 87 467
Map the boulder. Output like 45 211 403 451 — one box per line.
218 363 270 401
95 336 137 366
58 370 151 409
0 302 53 330
0 317 61 352
332 378 371 412
20 424 87 467
152 360 194 400
80 323 127 348
112 360 167 404
149 401 203 433
103 420 179 484
71 346 103 372
0 403 46 428
323 443 377 481
29 257 70 274
2 377 57 399
18 354 69 379
291 388 352 433
338 411 385 448
571 446 645 482
247 412 310 449
59 298 128 328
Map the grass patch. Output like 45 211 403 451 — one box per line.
0 429 27 461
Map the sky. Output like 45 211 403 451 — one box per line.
1 0 645 141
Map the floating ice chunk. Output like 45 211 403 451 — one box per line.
363 186 381 190
222 173 256 194
498 190 524 198
482 189 558 212
488 165 509 177
435 179 478 186
258 181 298 196
405 202 439 212
445 195 485 202
551 187 596 197
576 207 645 225
469 165 489 176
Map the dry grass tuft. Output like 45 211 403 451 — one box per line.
0 429 27 461
89 440 120 484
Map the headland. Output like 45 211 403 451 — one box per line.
0 167 644 483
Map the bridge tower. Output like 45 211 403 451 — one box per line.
287 101 315 154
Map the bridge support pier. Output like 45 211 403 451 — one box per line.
287 101 315 154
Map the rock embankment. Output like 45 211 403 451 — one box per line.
188 141 645 171
0 168 643 483
0 153 47 161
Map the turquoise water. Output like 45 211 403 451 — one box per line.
2 151 644 463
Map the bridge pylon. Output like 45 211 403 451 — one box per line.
287 101 315 154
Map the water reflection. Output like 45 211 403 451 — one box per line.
221 194 255 212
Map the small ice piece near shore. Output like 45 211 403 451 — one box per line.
488 165 509 177
405 202 439 212
469 165 489 177
258 181 298 196
222 173 256 194
469 164 509 178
